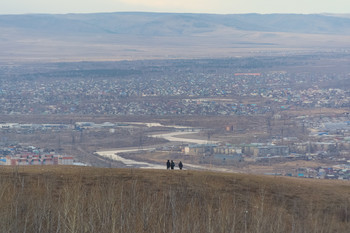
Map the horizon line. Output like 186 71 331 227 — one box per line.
0 11 349 16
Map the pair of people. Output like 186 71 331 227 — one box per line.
166 160 183 170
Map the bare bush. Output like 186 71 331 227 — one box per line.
0 167 348 233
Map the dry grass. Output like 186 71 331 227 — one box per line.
286 108 349 117
0 166 349 233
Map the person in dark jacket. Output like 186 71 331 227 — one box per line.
170 160 175 170
166 160 171 169
178 161 183 170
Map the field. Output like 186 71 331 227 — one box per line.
1 166 349 232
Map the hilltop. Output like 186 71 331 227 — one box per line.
1 166 349 232
1 12 350 62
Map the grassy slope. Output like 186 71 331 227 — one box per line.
0 166 349 232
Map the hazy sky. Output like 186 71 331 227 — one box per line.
1 0 350 15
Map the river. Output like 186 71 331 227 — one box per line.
95 123 224 170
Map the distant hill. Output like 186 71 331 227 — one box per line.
1 12 350 36
1 12 350 62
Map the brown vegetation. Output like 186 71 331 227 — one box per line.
0 166 349 232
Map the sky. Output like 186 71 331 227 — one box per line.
1 0 350 15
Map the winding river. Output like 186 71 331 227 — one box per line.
95 123 222 170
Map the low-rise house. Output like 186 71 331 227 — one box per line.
184 144 217 155
0 152 74 166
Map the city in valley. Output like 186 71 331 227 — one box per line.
2 8 350 233
1 54 349 179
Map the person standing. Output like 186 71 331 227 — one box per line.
170 160 175 170
166 160 171 169
178 161 183 170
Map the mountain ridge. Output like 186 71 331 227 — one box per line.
1 12 350 63
1 12 350 36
